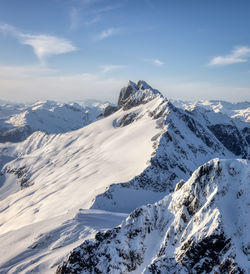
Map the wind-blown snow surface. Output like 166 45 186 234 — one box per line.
0 80 249 273
0 209 127 273
57 159 250 274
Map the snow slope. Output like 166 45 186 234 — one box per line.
57 158 250 274
0 209 127 273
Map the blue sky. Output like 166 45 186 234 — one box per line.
0 0 250 103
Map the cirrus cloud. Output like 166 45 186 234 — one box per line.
208 46 250 66
142 58 165 66
94 27 119 40
0 24 77 63
100 64 126 73
21 34 76 62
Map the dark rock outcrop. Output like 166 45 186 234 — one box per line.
117 80 162 110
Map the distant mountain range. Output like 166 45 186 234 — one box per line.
0 100 114 143
171 99 250 122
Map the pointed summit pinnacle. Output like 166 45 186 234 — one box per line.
117 80 163 110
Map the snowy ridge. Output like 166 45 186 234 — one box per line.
57 159 250 274
171 99 250 123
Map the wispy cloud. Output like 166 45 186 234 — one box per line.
85 15 101 26
69 7 101 29
0 24 77 63
21 35 76 63
153 59 164 66
69 7 80 30
68 2 122 29
143 58 165 66
100 64 126 73
95 27 117 40
95 4 123 14
208 46 250 66
0 23 19 36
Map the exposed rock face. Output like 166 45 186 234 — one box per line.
209 124 248 158
57 159 249 273
117 80 162 110
0 125 33 143
6 166 31 189
103 105 118 117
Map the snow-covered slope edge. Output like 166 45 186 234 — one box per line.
57 158 250 274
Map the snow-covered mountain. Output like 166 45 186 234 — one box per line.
92 82 249 212
0 82 163 272
0 80 249 273
171 99 250 123
0 100 113 143
57 158 250 273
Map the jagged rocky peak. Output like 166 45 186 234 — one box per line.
117 80 163 110
57 158 250 273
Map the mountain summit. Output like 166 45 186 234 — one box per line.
117 80 162 110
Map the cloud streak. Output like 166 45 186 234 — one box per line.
95 27 117 40
21 34 76 63
69 7 80 30
0 24 77 63
153 59 164 66
208 46 250 66
100 64 126 73
143 58 165 66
